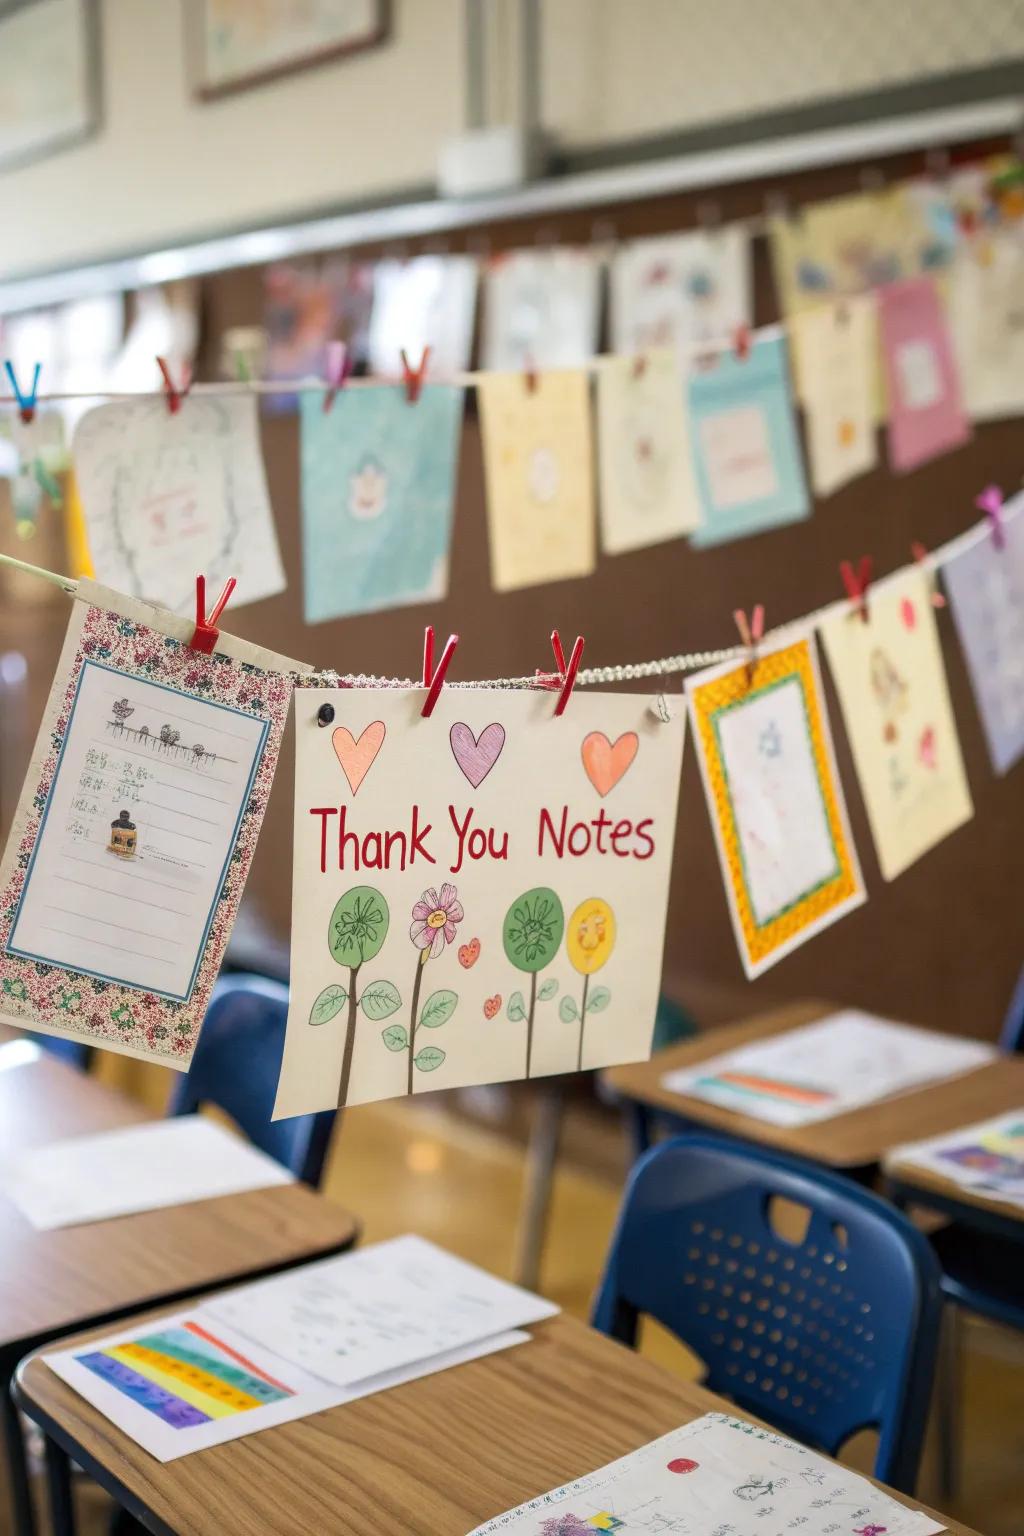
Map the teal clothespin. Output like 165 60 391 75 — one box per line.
4 361 42 424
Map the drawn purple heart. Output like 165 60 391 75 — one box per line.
450 722 506 788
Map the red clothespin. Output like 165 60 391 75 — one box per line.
4 361 41 424
400 346 431 404
421 624 458 717
733 604 765 687
190 574 237 655
911 541 947 607
156 356 192 414
733 324 752 361
840 555 873 623
631 353 648 380
975 485 1006 551
534 629 585 716
322 341 352 413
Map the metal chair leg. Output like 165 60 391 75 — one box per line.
44 1433 75 1536
513 1083 565 1291
0 1366 37 1536
934 1304 962 1506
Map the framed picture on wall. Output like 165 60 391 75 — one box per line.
187 0 389 100
0 0 101 173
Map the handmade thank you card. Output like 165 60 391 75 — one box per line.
0 581 298 1066
274 687 685 1115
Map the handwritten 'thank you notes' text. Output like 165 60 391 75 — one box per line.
274 687 685 1116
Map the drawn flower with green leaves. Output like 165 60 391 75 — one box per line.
311 886 400 1107
503 887 564 1077
329 886 388 967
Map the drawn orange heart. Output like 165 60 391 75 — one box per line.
332 722 385 795
458 938 481 969
581 731 639 796
483 995 501 1019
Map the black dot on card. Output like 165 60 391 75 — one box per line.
317 703 335 727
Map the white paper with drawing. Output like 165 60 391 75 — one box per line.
274 687 685 1117
207 1234 557 1388
72 395 286 614
662 1011 996 1127
469 1411 943 1535
596 350 701 552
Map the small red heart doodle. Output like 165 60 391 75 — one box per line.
667 1458 699 1474
458 938 481 969
901 597 917 631
483 995 501 1019
919 725 937 769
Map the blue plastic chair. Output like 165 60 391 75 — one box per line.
998 962 1024 1053
592 1133 942 1493
37 1036 92 1070
168 973 336 1186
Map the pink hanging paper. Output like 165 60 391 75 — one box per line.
878 276 970 473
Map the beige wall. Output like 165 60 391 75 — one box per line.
3 0 1022 279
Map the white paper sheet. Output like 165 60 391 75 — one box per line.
886 1109 1024 1210
662 1010 997 1127
3 1118 292 1230
206 1234 558 1387
367 255 479 378
468 1411 944 1535
44 1307 528 1463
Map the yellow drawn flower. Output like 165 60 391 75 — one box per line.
566 898 616 976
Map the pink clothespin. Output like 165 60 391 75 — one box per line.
631 353 648 380
156 356 192 414
840 555 873 623
733 604 765 687
910 541 947 607
975 485 1006 551
4 361 41 424
400 346 431 404
733 324 752 361
535 629 585 716
322 341 352 413
421 624 459 717
190 574 237 655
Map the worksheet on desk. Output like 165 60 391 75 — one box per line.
4 659 268 1002
468 1412 945 1535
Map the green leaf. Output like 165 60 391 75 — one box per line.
309 984 348 1025
537 977 559 1001
329 885 390 967
381 1023 409 1052
586 985 611 1014
507 990 526 1022
558 995 579 1023
419 988 457 1028
359 980 402 1020
502 886 565 973
414 1045 446 1073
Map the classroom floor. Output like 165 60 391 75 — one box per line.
8 1083 1023 1536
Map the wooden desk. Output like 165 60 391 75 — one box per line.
0 1035 357 1536
15 1311 977 1536
603 1002 1022 1171
884 1149 1024 1245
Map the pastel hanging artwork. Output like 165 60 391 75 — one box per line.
274 687 685 1115
791 297 877 497
877 276 970 472
482 248 601 372
595 350 701 553
609 229 752 360
686 633 865 978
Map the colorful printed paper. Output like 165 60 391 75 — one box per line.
208 1235 557 1388
263 259 373 410
663 1010 997 1128
596 350 700 552
273 686 685 1116
300 383 464 623
941 500 1024 775
686 634 864 978
45 1305 526 1463
820 567 973 880
0 581 299 1067
367 255 478 378
3 1118 292 1230
478 370 596 591
687 335 810 547
948 233 1024 421
610 228 752 360
791 297 877 496
72 395 286 615
482 249 601 372
469 1411 943 1536
877 277 970 472
887 1110 1024 1211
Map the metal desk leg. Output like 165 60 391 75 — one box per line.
44 1434 75 1536
628 1102 652 1161
934 1304 962 1506
514 1084 565 1292
1 1360 37 1536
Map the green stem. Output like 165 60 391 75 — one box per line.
525 969 539 1078
337 963 361 1107
407 950 428 1095
576 973 589 1073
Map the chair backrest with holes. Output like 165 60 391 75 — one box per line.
168 973 336 1186
592 1133 942 1492
999 963 1024 1053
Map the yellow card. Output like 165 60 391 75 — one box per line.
791 297 877 497
478 371 596 592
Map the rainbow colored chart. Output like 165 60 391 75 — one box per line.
75 1321 296 1429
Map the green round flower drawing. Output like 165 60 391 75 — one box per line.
329 886 389 967
315 885 398 1108
503 887 565 1078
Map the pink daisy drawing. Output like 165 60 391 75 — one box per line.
410 883 464 960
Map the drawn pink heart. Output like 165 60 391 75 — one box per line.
919 725 937 770
483 995 501 1019
332 722 385 795
450 722 505 788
